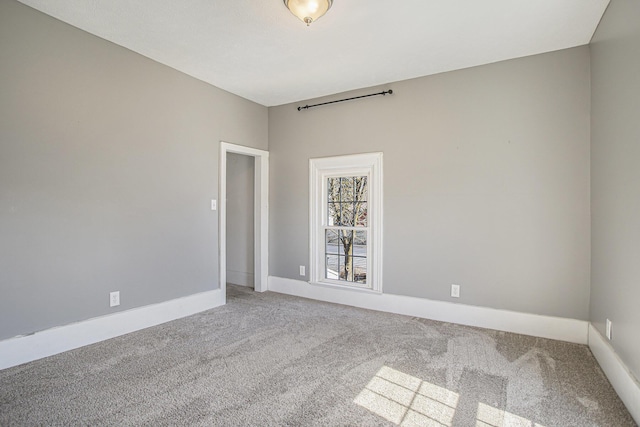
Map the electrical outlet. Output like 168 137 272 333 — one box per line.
211 199 217 211
451 284 460 298
299 265 306 276
606 318 612 340
110 291 120 307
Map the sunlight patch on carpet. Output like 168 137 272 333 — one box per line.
476 402 545 427
355 366 547 427
354 366 458 426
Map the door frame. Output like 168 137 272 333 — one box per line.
219 141 269 295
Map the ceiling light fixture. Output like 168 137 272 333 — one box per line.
284 0 333 26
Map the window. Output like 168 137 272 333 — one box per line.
310 153 383 292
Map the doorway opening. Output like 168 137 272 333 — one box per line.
219 142 269 300
226 152 255 289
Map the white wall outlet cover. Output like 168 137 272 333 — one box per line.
605 318 612 340
451 284 460 298
299 266 306 276
211 199 217 211
110 291 120 307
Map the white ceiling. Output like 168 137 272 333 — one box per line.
18 0 609 107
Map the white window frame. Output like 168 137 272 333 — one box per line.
309 152 383 293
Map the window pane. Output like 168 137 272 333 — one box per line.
355 176 367 201
354 230 367 250
340 203 355 226
353 231 367 283
339 230 349 280
326 255 339 280
339 230 353 255
338 230 350 282
353 257 367 283
340 177 354 201
355 202 367 227
326 230 339 254
327 178 341 203
328 202 340 226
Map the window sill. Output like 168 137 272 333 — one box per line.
308 280 382 295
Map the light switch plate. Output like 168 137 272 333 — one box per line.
211 199 217 211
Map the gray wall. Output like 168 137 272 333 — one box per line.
0 0 267 340
590 0 640 379
226 153 255 287
269 46 591 320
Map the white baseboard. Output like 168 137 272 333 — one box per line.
588 324 640 423
268 276 589 344
226 269 254 287
0 289 225 371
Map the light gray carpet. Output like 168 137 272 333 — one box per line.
0 285 635 426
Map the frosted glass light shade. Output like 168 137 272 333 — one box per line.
284 0 333 26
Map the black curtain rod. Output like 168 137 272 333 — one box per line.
297 90 393 111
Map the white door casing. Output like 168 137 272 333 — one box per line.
219 142 269 295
